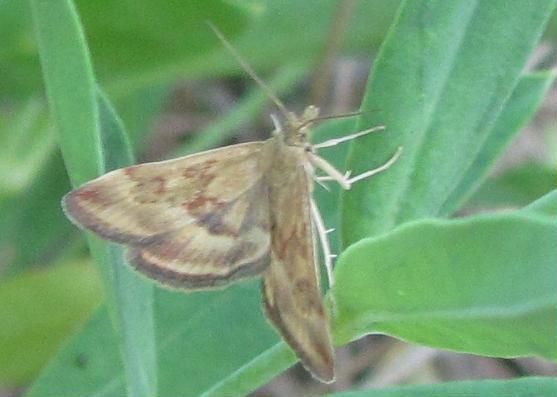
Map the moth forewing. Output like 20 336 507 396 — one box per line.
261 134 335 383
62 142 273 290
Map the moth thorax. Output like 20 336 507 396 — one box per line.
284 105 320 147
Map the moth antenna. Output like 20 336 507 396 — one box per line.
207 21 290 119
299 108 384 129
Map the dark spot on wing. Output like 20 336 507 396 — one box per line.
184 194 225 212
182 160 219 183
124 164 140 177
196 203 239 236
74 186 104 204
151 176 166 194
295 279 310 293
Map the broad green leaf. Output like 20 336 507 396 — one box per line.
464 163 557 211
342 0 556 244
30 1 156 396
333 199 557 359
326 377 557 397
0 260 102 385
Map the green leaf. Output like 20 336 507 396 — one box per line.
30 0 99 185
325 377 557 397
0 260 102 385
29 1 156 396
522 189 557 218
199 343 294 397
465 163 557 211
342 0 556 244
441 71 557 215
27 283 280 397
333 197 557 359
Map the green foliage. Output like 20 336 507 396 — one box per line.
0 99 55 195
0 151 74 273
0 0 249 98
29 1 156 396
466 162 557 211
440 72 556 215
0 260 102 385
326 377 557 397
334 192 557 358
1 0 398 98
27 283 280 397
342 0 556 243
0 0 554 396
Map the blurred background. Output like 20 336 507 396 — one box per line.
0 1 556 396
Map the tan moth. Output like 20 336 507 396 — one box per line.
62 25 401 383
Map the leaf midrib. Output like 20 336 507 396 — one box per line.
342 294 557 327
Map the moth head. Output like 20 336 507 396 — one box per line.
281 105 320 147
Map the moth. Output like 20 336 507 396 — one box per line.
62 26 401 383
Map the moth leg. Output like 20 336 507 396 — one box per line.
314 176 331 191
314 171 352 191
308 154 351 189
344 146 403 185
312 125 384 149
308 146 402 190
310 198 338 315
315 170 351 183
310 198 335 290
